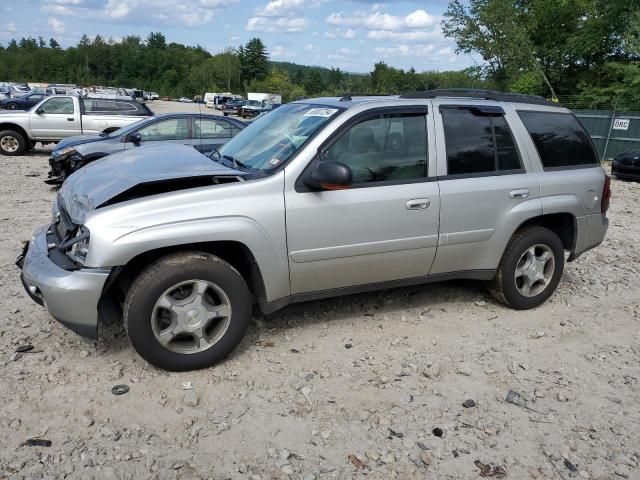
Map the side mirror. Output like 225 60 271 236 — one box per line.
128 132 142 144
304 160 352 191
36 108 44 115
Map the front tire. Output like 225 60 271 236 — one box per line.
489 226 564 310
7 102 19 110
0 130 26 156
124 252 252 371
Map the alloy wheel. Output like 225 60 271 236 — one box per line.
514 244 555 297
0 136 19 153
151 279 232 354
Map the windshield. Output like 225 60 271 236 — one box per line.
216 103 343 172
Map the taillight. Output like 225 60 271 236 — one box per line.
601 174 611 213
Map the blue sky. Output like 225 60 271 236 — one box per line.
0 0 474 73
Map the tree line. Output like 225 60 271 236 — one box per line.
0 33 486 102
1 0 638 109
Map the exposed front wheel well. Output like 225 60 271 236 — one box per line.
515 213 576 252
99 241 267 324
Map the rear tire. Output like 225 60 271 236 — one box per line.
124 252 252 371
7 102 19 110
489 226 564 310
0 130 26 156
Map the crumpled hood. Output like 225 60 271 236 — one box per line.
54 134 106 152
59 144 245 224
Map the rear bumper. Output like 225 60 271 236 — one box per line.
569 213 609 261
17 225 110 339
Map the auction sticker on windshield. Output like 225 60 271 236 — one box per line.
304 108 339 118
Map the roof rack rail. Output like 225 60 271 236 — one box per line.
399 89 556 106
337 93 392 101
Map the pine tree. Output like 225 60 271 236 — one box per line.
328 67 343 89
240 38 269 82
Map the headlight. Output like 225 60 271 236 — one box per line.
60 226 90 264
54 146 77 157
69 152 85 167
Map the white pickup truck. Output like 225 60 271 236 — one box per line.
0 95 152 155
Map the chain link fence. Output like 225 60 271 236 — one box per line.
558 96 640 160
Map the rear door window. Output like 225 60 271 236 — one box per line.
137 118 190 141
517 111 598 168
441 107 522 176
194 118 233 139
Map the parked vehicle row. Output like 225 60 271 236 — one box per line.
16 90 610 372
0 95 152 155
0 84 30 100
0 87 73 110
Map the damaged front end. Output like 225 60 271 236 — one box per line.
46 148 85 185
57 143 248 224
16 197 111 340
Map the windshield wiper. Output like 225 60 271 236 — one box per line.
222 154 249 171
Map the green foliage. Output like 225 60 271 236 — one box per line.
240 38 269 83
442 0 640 108
246 69 307 102
0 31 490 101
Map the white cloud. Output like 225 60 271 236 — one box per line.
343 28 357 39
327 46 358 60
327 9 437 31
375 43 452 58
246 16 307 32
48 16 65 34
271 45 296 59
367 29 439 42
105 0 131 19
404 10 436 28
324 28 357 39
256 0 304 17
40 0 239 27
1 22 17 36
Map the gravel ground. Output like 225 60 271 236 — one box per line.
0 142 639 480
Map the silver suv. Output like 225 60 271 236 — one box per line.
18 90 610 371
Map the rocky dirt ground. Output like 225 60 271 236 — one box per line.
0 145 638 480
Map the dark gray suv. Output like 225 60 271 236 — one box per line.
46 113 247 183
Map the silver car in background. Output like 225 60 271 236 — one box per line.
18 90 610 371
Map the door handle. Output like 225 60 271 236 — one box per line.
67 117 74 121
406 198 430 210
509 189 529 199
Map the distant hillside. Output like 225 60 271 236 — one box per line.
269 61 364 82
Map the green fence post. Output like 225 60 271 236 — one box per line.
601 101 616 161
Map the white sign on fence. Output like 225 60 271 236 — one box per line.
613 118 630 131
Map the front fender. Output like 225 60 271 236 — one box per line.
86 215 290 302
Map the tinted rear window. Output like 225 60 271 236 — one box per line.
442 107 522 176
518 111 598 168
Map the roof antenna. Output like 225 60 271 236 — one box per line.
339 94 352 101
